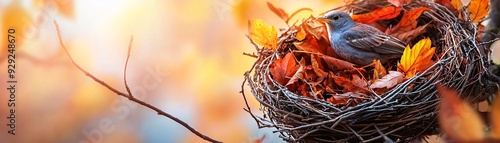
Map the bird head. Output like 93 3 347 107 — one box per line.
317 10 354 33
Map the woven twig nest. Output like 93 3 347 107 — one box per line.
243 0 497 142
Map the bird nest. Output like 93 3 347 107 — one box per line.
242 0 498 142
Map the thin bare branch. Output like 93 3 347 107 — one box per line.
124 36 133 98
243 52 258 58
54 21 222 143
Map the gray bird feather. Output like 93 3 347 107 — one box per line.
318 10 406 65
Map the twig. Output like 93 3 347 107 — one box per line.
124 36 134 98
243 52 258 58
54 21 222 143
286 8 313 24
240 36 266 128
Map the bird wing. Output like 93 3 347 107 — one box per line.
343 24 406 55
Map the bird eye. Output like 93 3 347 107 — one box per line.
333 15 340 20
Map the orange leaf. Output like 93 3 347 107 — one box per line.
294 35 323 53
397 37 435 78
436 85 486 141
253 135 266 143
295 25 307 41
370 71 404 89
320 55 355 70
311 54 327 78
468 0 490 23
294 18 339 56
391 23 430 43
451 0 464 12
372 60 387 81
267 2 288 23
286 58 306 86
491 93 500 139
269 53 299 85
351 6 402 24
333 75 369 93
248 19 278 50
294 35 336 56
392 7 429 32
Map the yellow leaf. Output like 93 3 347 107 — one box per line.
491 93 500 139
468 0 490 23
451 0 463 12
397 38 435 78
248 19 278 50
437 85 486 141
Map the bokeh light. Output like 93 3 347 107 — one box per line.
1 0 497 143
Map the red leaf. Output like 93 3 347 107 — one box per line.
293 35 337 57
391 23 430 43
286 58 306 86
267 2 288 22
269 53 299 85
294 35 323 53
320 55 355 70
435 0 462 14
352 6 402 24
333 75 369 93
311 54 328 78
294 17 339 57
387 7 429 34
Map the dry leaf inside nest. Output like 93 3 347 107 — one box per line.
269 53 299 86
256 1 441 107
351 5 402 24
398 37 436 78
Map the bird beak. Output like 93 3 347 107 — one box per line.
316 17 331 23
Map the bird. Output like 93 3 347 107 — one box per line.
316 10 406 66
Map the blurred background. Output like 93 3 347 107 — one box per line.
0 0 498 143
0 0 348 142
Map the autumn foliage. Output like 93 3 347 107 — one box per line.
398 38 436 78
437 85 500 142
247 0 489 107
